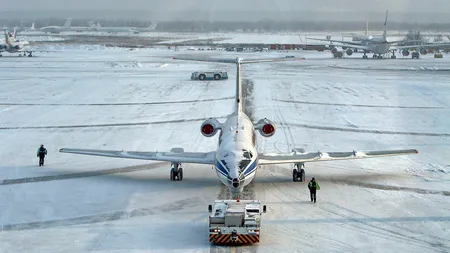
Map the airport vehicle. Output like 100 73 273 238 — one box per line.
0 30 32 57
308 10 450 59
208 199 266 244
191 71 228 80
59 56 418 198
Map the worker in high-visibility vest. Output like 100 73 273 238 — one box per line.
308 177 320 203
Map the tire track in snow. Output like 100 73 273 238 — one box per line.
0 116 228 130
0 197 203 231
327 178 450 196
0 97 234 106
319 203 449 250
283 123 450 137
274 99 446 110
0 163 166 186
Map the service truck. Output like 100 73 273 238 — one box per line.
208 199 266 245
191 71 228 81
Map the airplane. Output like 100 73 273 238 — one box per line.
59 56 418 198
307 10 450 59
40 18 72 34
66 21 100 33
93 21 158 34
0 29 33 57
3 21 35 33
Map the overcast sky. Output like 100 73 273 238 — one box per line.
3 0 450 22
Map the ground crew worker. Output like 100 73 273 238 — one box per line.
37 144 47 166
308 177 320 203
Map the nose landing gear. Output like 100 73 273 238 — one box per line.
170 162 183 181
293 163 305 182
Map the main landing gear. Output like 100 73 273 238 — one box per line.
170 162 183 181
292 163 305 182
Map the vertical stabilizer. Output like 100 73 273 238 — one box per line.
63 18 72 28
383 10 388 41
365 15 369 36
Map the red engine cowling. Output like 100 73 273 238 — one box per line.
200 118 222 137
402 50 410 56
255 118 276 137
420 48 428 55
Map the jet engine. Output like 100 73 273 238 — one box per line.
255 118 276 137
420 48 428 55
402 49 410 56
200 118 222 137
346 49 353 56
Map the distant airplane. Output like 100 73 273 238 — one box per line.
0 29 33 57
93 21 158 34
40 18 72 34
59 56 418 198
307 10 450 59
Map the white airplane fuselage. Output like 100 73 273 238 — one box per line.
366 41 390 54
214 113 258 196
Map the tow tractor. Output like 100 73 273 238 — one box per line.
208 199 266 245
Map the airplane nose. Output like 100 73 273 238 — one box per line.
232 178 240 188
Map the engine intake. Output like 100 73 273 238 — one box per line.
420 48 428 55
402 49 410 56
255 118 276 137
346 49 353 56
200 118 222 137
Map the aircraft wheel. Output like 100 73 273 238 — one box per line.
292 169 298 182
299 169 305 182
179 168 183 181
170 169 175 181
391 55 396 59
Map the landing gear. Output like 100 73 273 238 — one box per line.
28 52 33 57
292 163 305 182
391 51 396 59
170 162 183 181
362 53 368 59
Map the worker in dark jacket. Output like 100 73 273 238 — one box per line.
37 144 47 166
308 177 320 203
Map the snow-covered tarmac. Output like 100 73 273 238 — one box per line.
0 47 449 253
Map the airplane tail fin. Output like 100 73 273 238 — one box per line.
31 22 35 30
383 10 388 41
149 21 159 30
365 15 369 36
63 18 72 28
4 30 11 45
173 57 305 114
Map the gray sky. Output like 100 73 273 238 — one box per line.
3 0 450 22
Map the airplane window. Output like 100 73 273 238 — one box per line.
238 159 251 173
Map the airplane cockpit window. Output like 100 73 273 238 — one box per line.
239 149 253 173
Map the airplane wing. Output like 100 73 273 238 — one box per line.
59 148 216 164
258 149 418 165
391 42 450 51
305 37 363 46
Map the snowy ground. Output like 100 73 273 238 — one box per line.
0 45 449 253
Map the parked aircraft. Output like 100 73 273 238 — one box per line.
40 18 72 34
308 10 450 59
0 30 32 57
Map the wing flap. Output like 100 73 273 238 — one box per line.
258 149 418 165
59 148 216 164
